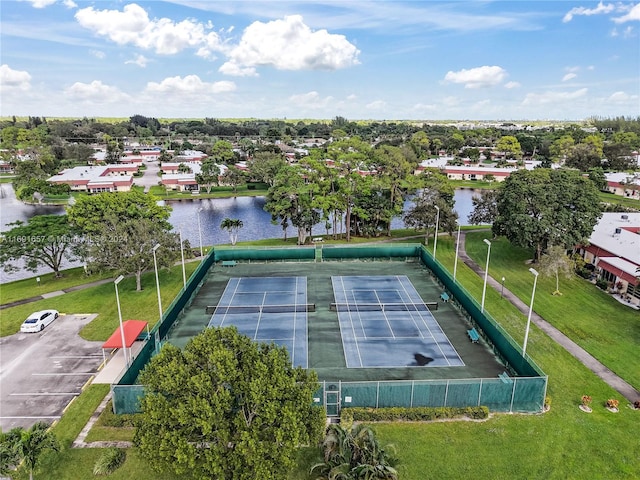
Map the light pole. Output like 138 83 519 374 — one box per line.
501 277 506 298
480 238 491 313
197 207 204 257
522 268 539 357
179 229 186 288
453 225 461 282
114 275 129 367
152 244 163 322
433 205 440 260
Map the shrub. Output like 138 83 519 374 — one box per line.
93 448 126 476
96 400 139 428
340 406 489 423
581 395 592 406
606 399 619 409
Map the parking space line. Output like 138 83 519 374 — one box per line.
11 393 80 396
50 355 102 359
0 416 61 419
32 372 96 376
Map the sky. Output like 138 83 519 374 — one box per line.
1 0 639 121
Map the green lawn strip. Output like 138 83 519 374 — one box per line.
598 191 640 209
0 263 199 338
0 267 113 305
462 231 640 390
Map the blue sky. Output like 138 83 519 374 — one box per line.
1 1 639 120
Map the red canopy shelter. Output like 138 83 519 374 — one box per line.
102 320 149 349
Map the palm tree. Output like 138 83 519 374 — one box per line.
9 422 59 480
311 424 398 480
220 218 244 246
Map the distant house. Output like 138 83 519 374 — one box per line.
604 172 640 200
576 212 640 307
47 165 136 193
160 162 228 192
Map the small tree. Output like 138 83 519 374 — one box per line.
538 245 574 296
4 422 59 480
0 215 78 278
220 218 244 246
311 423 398 480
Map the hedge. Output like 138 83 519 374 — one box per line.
341 406 489 423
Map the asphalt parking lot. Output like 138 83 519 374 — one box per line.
0 314 104 431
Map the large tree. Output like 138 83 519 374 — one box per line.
220 218 243 245
67 190 177 290
134 327 324 480
0 215 78 278
196 159 221 194
493 168 602 262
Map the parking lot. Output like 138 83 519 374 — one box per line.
0 314 104 431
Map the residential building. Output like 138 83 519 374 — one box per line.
47 165 136 193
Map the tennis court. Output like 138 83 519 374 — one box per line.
332 275 464 368
207 276 309 368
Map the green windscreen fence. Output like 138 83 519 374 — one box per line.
112 248 217 412
112 244 547 414
317 377 546 413
418 246 545 378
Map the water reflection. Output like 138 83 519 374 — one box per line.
0 185 481 283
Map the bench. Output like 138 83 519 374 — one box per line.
312 237 324 243
498 371 513 384
467 327 480 343
425 302 438 311
221 260 237 267
440 292 450 302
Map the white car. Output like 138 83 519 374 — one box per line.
20 310 59 333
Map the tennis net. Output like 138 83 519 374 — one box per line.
330 302 436 312
207 304 315 315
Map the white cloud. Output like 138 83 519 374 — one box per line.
90 50 106 59
562 73 577 81
366 100 386 110
504 81 521 89
346 94 357 101
220 15 360 76
218 63 257 77
64 80 129 103
25 0 56 8
442 96 461 106
74 4 224 57
563 2 615 22
63 0 77 8
125 54 150 68
289 91 333 109
444 66 507 88
145 75 236 95
522 88 588 105
412 103 437 112
608 91 639 103
613 3 640 23
0 64 32 91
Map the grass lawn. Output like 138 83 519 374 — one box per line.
4 234 640 479
462 231 640 391
0 262 199 339
0 266 113 305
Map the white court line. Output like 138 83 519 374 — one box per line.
374 290 396 339
345 283 365 367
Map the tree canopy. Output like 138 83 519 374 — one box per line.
67 190 176 290
0 215 78 278
493 168 602 261
134 327 325 480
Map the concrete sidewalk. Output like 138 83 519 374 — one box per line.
457 230 639 403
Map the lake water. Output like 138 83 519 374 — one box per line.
0 185 479 283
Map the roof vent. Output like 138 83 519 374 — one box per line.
614 227 621 235
621 214 628 220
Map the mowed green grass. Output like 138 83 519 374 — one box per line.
0 262 199 339
462 231 640 390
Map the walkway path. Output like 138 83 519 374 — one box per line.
72 391 132 448
457 230 639 403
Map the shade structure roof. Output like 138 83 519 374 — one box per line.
102 320 148 349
